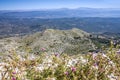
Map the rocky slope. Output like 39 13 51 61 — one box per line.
0 28 95 55
22 28 95 54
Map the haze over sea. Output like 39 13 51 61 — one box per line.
0 0 120 10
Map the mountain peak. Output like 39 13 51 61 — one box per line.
22 28 93 54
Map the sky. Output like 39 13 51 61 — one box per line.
0 0 120 10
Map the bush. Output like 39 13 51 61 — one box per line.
0 48 120 80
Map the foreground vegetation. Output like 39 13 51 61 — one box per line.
0 46 120 80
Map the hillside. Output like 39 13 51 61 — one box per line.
0 22 119 80
0 28 96 55
1 18 120 37
2 28 119 56
22 28 95 54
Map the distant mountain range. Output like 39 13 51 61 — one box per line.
1 8 120 18
1 17 120 38
1 8 120 37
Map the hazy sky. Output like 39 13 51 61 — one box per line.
0 0 120 10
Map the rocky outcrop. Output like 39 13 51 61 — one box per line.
23 28 95 54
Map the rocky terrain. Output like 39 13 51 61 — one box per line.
0 28 120 80
22 28 95 54
0 28 95 55
0 37 20 54
0 46 119 80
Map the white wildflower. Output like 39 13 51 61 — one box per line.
108 73 118 80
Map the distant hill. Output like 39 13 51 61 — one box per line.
1 8 120 18
0 28 117 55
99 32 120 39
0 28 96 54
1 17 120 37
22 28 95 54
1 8 120 37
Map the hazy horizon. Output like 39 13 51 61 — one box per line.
0 0 120 10
1 7 120 11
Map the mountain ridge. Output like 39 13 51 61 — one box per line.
21 28 95 54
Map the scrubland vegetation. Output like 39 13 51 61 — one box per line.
0 45 120 80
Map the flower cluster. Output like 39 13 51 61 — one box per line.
0 49 119 80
